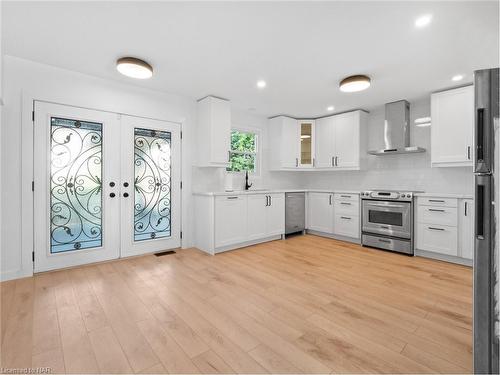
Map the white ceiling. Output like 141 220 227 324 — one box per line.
3 1 499 117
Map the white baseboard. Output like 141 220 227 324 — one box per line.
1 267 33 282
415 249 473 267
306 229 361 244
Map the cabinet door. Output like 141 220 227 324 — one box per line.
215 196 247 248
315 117 335 168
431 86 473 166
267 194 285 236
247 195 268 240
334 111 360 169
416 223 458 256
307 193 334 233
298 120 315 168
210 98 231 164
460 199 474 260
281 118 299 168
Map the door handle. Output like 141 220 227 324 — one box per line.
476 108 485 162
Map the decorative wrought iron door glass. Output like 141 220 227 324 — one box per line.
50 117 102 253
134 128 172 241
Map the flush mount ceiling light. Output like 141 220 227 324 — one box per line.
256 80 267 89
116 57 153 79
327 106 335 111
415 14 432 28
452 74 464 82
339 75 371 93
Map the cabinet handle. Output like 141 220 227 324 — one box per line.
331 156 334 167
467 146 471 160
465 201 468 216
340 202 352 206
340 195 351 198
227 196 238 200
428 199 445 203
378 239 391 244
428 208 445 212
313 158 315 167
428 227 445 231
228 151 231 162
296 158 298 167
340 216 351 220
269 196 272 206
329 195 332 205
335 156 339 166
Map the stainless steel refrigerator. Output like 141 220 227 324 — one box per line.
474 67 499 374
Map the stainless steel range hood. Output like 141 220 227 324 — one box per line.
368 100 426 155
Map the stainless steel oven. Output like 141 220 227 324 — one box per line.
362 200 411 239
361 190 419 255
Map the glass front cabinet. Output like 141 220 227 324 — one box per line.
298 120 315 168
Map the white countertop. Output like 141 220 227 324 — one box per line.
414 192 474 199
193 189 360 196
193 190 474 199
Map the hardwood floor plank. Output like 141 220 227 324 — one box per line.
0 235 472 374
192 350 235 374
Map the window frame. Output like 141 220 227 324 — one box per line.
227 126 261 176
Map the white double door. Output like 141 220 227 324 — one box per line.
33 101 181 272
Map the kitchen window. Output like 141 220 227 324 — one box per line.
227 129 259 174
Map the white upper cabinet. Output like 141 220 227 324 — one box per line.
298 120 315 168
197 96 231 167
268 116 300 169
334 111 362 169
314 117 335 168
431 86 474 167
314 110 367 170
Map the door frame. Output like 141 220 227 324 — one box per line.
21 92 184 276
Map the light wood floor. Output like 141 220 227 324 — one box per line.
1 235 472 374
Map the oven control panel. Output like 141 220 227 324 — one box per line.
361 191 414 201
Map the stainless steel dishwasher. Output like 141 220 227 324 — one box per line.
285 192 305 235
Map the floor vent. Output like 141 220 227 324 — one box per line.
154 250 176 257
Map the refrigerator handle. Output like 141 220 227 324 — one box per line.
475 181 486 240
476 108 485 163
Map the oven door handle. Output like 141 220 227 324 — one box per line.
365 203 407 209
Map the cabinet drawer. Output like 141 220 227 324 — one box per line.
417 197 458 208
417 205 458 227
334 193 359 202
416 223 458 256
334 214 360 238
334 200 359 215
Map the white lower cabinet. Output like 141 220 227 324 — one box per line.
307 192 334 233
196 193 285 254
215 195 248 248
416 196 474 263
306 192 360 240
267 194 285 236
459 199 474 260
417 224 458 256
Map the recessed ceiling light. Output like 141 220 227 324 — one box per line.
415 14 432 28
116 57 153 79
327 106 335 111
452 74 464 82
339 75 371 93
256 80 267 89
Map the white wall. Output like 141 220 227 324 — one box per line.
1 55 197 281
192 109 304 192
302 99 473 194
